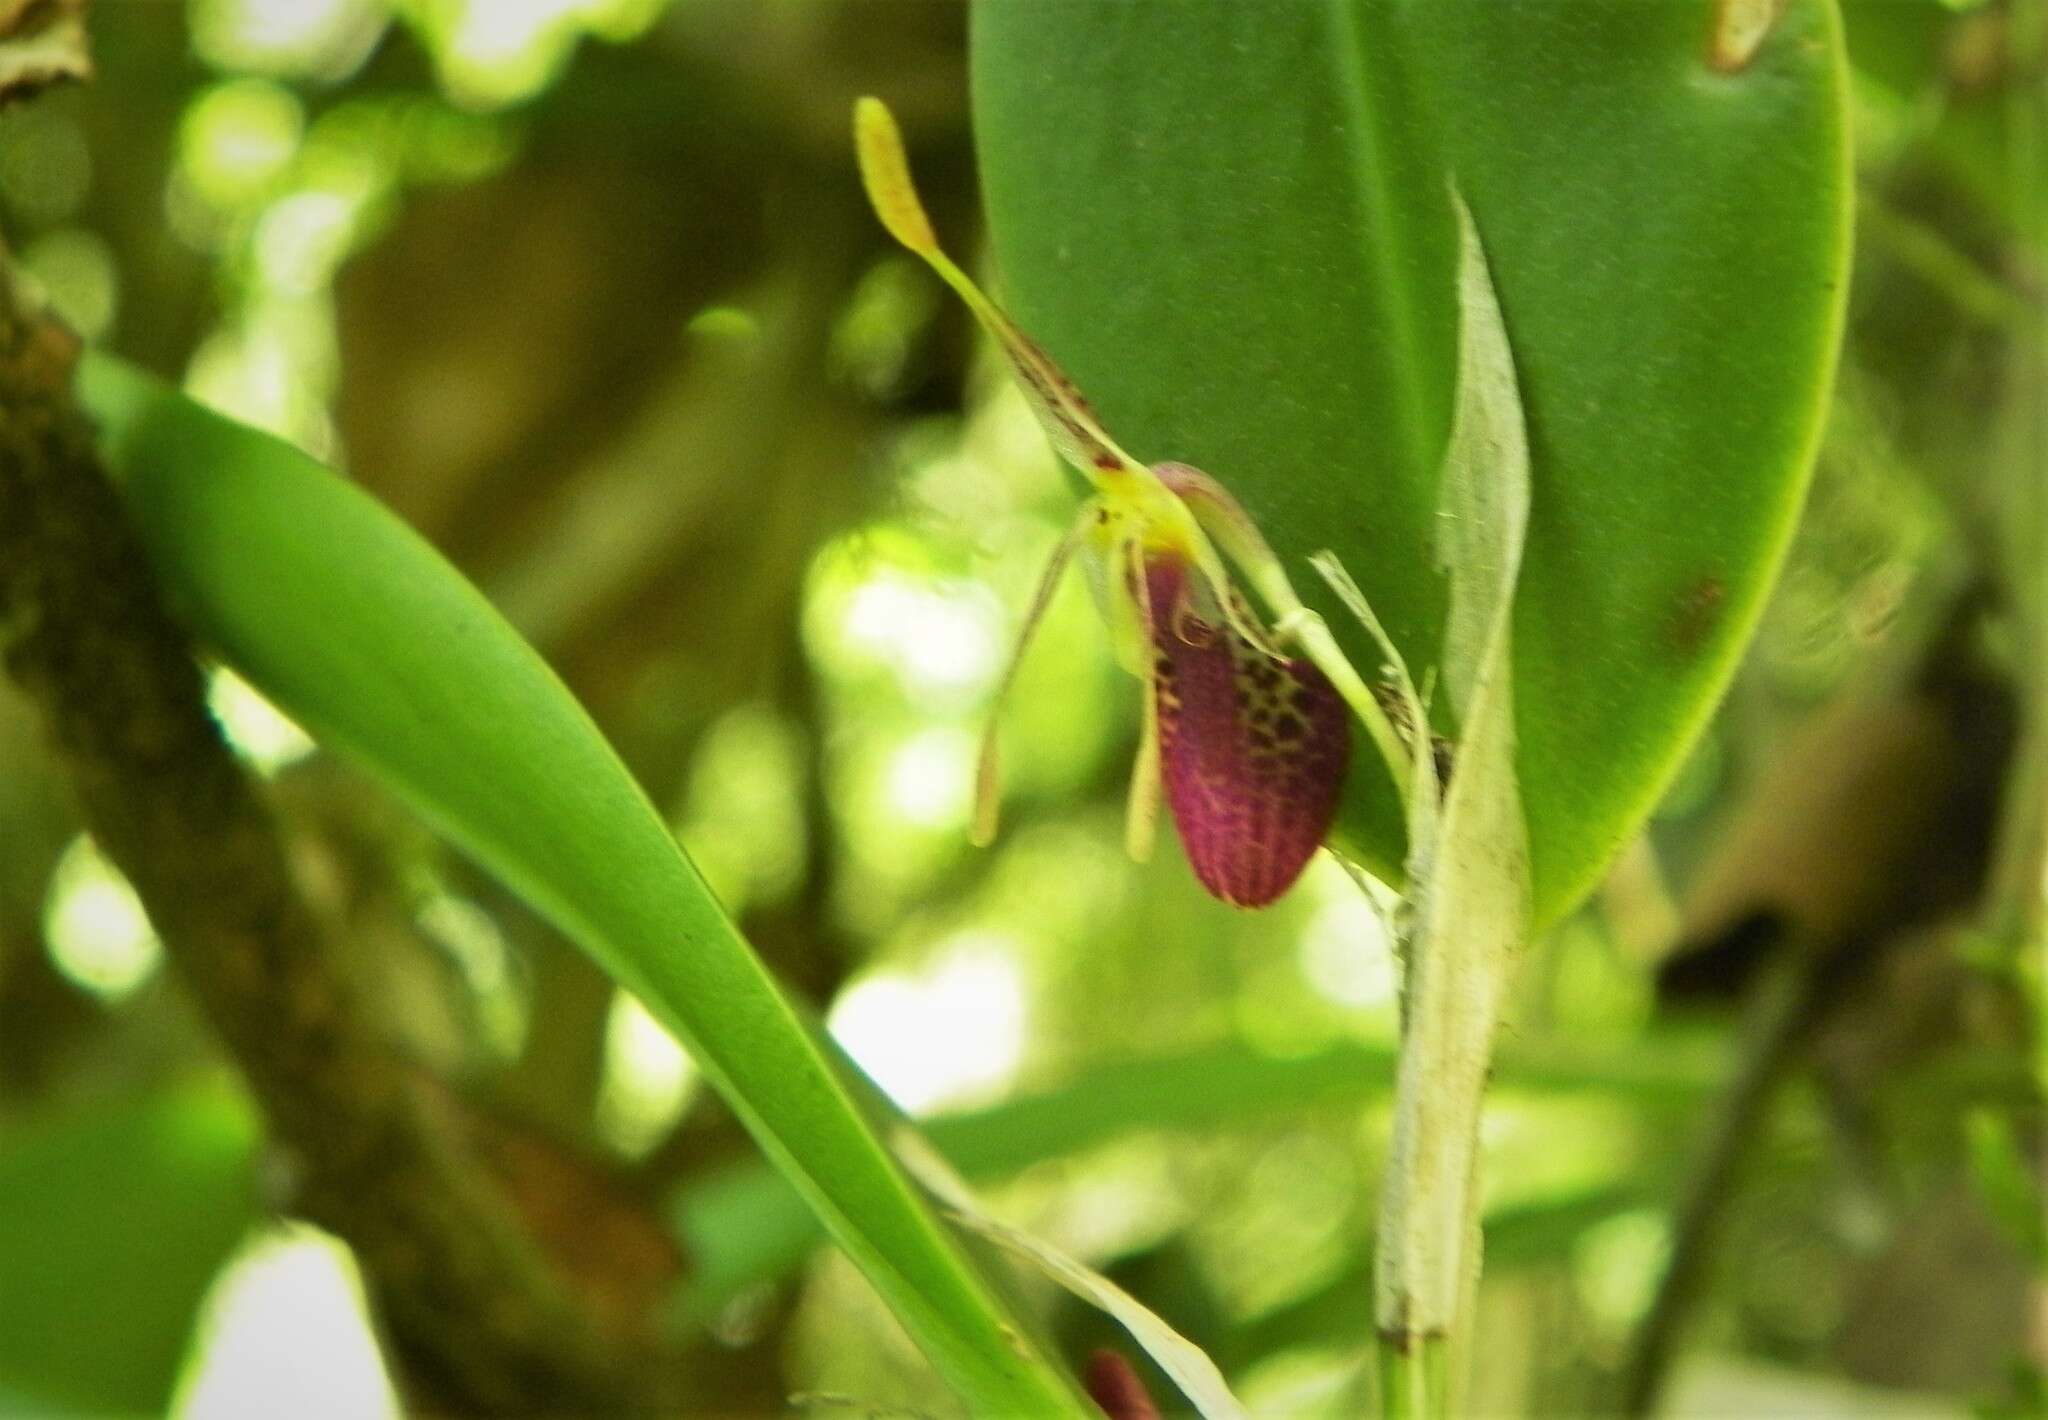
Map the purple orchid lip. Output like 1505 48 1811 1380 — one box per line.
1145 558 1349 908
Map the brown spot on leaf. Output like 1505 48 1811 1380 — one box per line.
1708 0 1781 73
1668 575 1727 655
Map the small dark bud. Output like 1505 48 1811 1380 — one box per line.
1084 1349 1162 1420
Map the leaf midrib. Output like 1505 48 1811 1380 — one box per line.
1324 0 1439 490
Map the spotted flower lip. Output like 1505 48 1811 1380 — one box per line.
854 98 1355 908
1140 537 1350 907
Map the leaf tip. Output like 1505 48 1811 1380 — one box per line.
971 731 1002 847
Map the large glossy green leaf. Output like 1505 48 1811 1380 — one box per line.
75 354 1094 1417
971 0 1851 923
0 1082 259 1413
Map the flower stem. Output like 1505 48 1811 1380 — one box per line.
1377 1334 1446 1420
1372 907 1510 1412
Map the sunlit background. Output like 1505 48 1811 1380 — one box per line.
0 1 2039 1417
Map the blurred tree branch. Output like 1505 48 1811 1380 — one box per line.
0 252 687 1413
1628 589 2023 1414
321 50 953 1169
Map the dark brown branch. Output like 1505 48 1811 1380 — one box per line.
0 280 672 1412
1618 930 1839 1417
1627 592 2018 1415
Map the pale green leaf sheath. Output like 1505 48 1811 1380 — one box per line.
1372 194 1533 1417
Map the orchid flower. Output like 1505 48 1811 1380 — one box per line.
854 99 1395 908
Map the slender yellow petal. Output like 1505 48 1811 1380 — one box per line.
853 96 938 255
1123 536 1162 863
972 511 1089 847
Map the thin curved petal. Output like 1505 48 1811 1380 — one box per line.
1123 534 1163 863
973 511 1089 846
1147 559 1350 907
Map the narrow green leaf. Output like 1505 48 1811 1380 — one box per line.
74 353 1094 1417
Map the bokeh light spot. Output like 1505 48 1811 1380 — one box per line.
674 705 806 917
183 315 338 458
253 190 358 294
43 835 161 1003
596 989 700 1158
1296 858 1397 1013
828 935 1029 1114
207 667 315 776
1573 1208 1672 1338
191 0 388 82
173 1223 400 1420
409 0 667 110
179 79 304 210
831 256 941 398
839 572 1003 702
883 726 976 831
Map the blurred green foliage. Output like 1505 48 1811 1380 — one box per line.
0 1083 259 1413
0 1 2039 1416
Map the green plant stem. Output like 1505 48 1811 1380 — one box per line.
1366 189 1534 1418
1377 1336 1445 1420
1372 912 1513 1418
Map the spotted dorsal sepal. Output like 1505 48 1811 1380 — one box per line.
853 97 1145 485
